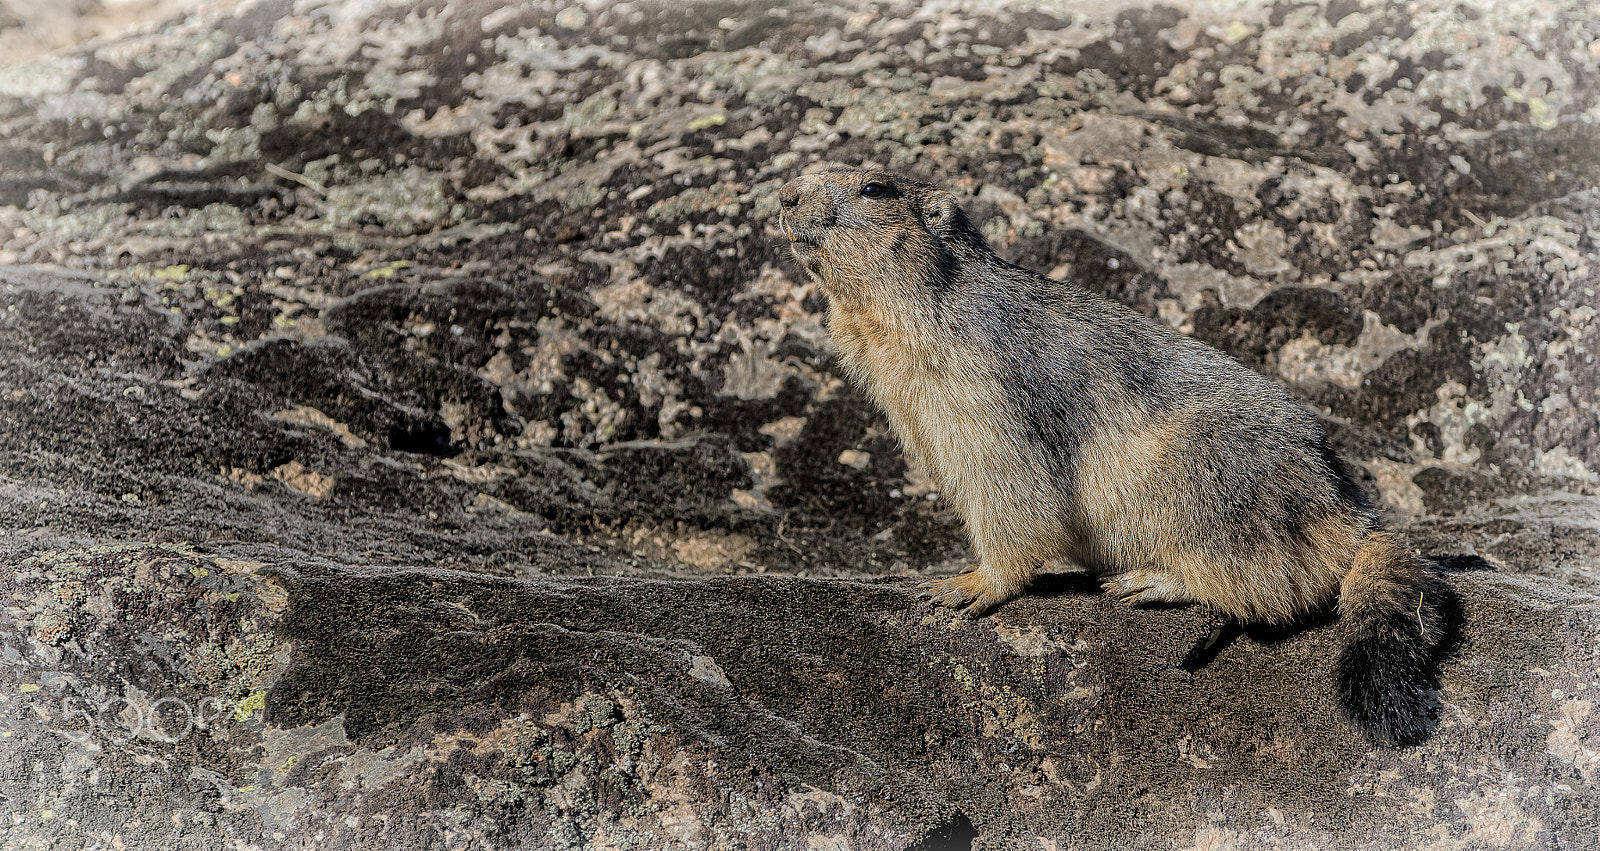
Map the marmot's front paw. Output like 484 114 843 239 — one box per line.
918 571 1018 617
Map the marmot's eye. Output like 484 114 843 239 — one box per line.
860 182 893 199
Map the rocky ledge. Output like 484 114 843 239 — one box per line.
1 0 1597 848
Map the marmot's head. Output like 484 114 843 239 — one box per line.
777 168 978 303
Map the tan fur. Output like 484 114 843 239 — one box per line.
1341 532 1431 622
1070 417 1357 623
779 167 1456 743
827 283 1061 608
1070 416 1187 567
779 168 1382 622
1193 512 1356 624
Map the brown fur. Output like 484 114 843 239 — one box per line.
827 281 1060 611
777 167 1452 743
1341 532 1434 623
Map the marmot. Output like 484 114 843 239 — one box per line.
777 166 1452 746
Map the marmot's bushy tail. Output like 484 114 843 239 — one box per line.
1337 532 1452 746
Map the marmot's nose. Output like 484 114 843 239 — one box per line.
778 182 800 209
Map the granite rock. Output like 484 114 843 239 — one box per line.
1 0 1598 848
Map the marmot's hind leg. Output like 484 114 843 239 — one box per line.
1103 568 1200 607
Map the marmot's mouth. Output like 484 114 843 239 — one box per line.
781 219 821 247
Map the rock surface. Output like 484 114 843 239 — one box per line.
0 0 230 70
1 0 1597 849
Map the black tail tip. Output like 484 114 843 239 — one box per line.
1337 572 1461 747
1337 634 1442 746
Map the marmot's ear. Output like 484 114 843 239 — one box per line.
922 191 959 231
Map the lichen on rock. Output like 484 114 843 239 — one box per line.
2 0 1598 848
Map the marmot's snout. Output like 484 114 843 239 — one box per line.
777 181 801 210
777 175 831 246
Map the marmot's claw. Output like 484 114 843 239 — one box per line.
918 576 970 609
920 573 1016 617
959 595 1003 618
1103 569 1199 607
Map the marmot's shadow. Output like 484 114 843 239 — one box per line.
1028 559 1472 744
